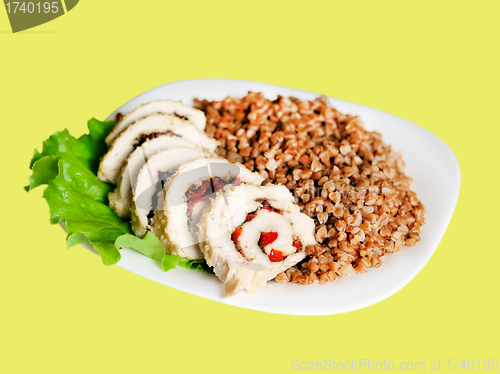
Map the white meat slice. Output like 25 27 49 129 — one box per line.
131 147 210 238
197 184 316 297
106 99 206 145
108 134 198 218
153 157 264 260
98 114 218 184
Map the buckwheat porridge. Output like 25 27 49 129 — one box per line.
194 93 425 285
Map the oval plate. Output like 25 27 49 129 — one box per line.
101 78 460 315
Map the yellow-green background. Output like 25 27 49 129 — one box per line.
1 1 498 373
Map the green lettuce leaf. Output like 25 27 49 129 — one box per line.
26 118 213 274
26 118 131 265
115 233 213 274
28 118 115 175
44 159 132 265
115 231 165 262
26 119 116 201
25 154 59 191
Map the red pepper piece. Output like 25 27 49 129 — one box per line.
186 181 212 210
213 179 225 192
292 240 303 252
259 231 278 247
262 201 281 214
209 177 226 194
186 181 210 201
269 249 284 262
231 227 242 242
262 201 273 212
233 178 242 186
246 212 257 221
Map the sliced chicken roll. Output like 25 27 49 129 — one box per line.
106 100 206 145
153 158 264 260
131 147 210 238
98 114 218 184
197 185 316 297
108 134 198 218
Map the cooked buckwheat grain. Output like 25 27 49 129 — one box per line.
194 92 425 285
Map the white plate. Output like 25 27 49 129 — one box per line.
100 78 460 315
